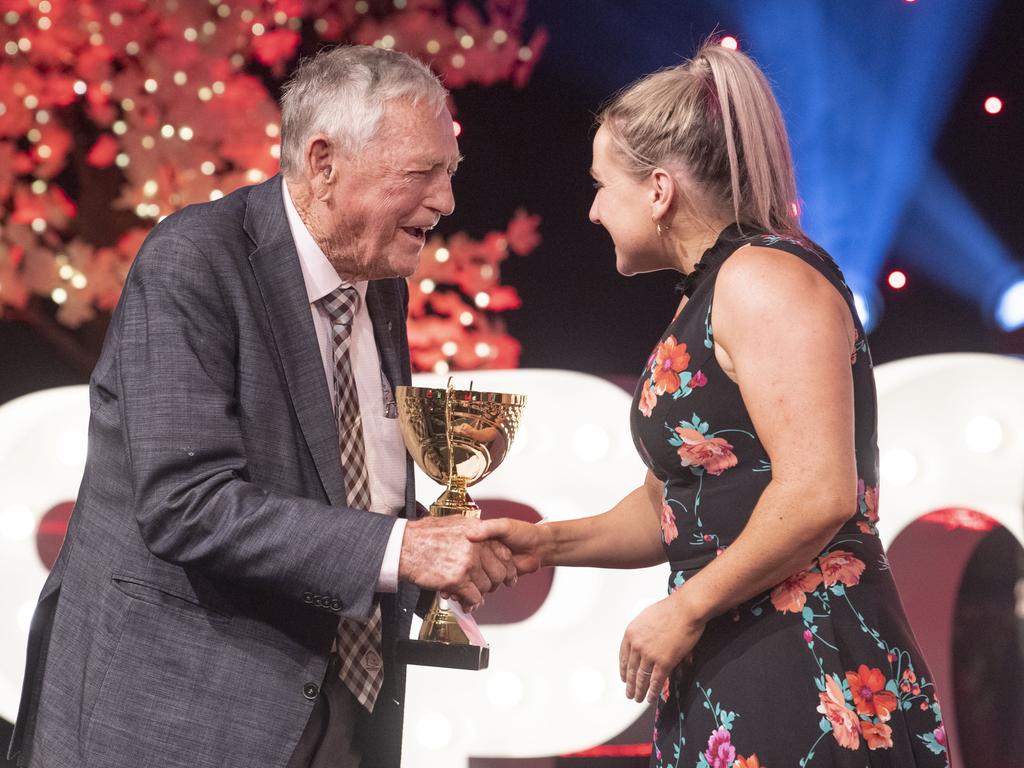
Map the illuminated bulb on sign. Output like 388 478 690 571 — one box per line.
984 96 1003 115
887 270 907 290
113 120 127 135
212 81 225 95
4 42 17 55
143 180 158 197
179 126 193 141
26 128 40 142
184 27 198 41
964 415 1002 453
198 87 212 101
720 36 739 50
38 17 52 31
110 12 123 25
381 35 395 49
141 136 155 149
36 145 51 159
173 71 187 85
518 46 532 61
265 123 280 138
493 29 508 44
126 41 140 55
460 35 474 49
451 53 465 68
252 22 265 35
18 37 30 51
23 95 38 109
115 153 129 168
881 448 917 486
209 189 223 200
31 180 46 194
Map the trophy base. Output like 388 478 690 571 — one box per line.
395 639 490 670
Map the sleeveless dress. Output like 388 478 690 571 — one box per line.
630 225 949 768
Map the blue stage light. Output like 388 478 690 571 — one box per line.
995 280 1024 332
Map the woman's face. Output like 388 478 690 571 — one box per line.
588 125 663 276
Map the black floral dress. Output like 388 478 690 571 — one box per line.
631 226 948 768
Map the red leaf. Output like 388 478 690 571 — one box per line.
86 134 119 168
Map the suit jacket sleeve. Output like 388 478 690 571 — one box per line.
114 228 394 619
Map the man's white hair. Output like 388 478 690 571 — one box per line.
279 45 448 174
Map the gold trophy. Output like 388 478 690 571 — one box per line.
395 379 526 670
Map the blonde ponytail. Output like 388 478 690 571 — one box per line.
597 37 802 239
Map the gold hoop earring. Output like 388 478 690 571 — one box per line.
656 222 664 237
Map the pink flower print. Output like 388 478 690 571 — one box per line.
770 568 823 613
661 503 679 545
819 550 866 588
934 725 946 746
691 370 708 387
803 629 814 643
674 427 738 475
704 726 736 768
638 378 658 417
816 675 861 750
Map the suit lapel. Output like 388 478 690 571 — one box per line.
244 176 348 507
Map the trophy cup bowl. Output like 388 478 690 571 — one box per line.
395 383 526 670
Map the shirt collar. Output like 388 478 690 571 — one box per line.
281 178 367 307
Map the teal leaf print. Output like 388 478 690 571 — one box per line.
818 716 831 733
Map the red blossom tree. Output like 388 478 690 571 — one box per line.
0 0 545 373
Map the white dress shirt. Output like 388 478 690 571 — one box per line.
282 180 407 592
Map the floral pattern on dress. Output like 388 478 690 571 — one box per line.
638 336 708 418
634 227 946 768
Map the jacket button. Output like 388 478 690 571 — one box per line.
302 683 319 700
330 599 342 611
302 592 313 603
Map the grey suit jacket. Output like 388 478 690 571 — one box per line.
8 175 420 768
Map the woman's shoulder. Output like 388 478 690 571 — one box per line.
714 239 850 326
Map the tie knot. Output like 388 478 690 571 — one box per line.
321 285 360 327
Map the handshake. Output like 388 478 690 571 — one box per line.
398 514 546 611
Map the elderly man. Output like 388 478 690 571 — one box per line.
9 46 514 768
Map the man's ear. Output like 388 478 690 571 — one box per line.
650 167 676 226
306 134 334 201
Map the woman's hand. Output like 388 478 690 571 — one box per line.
469 517 551 575
620 594 706 704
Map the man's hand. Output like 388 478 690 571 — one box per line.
398 516 517 611
468 517 551 575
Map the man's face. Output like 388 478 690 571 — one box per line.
323 98 460 280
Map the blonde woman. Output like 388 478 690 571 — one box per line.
477 40 948 766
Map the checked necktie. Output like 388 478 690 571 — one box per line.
320 285 384 712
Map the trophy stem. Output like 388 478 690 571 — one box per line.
429 476 480 519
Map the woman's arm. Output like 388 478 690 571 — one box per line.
473 469 668 571
620 245 859 702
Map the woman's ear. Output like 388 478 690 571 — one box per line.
650 167 676 225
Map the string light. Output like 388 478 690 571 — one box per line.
426 39 440 54
435 247 450 262
452 53 465 68
420 279 436 293
493 30 508 44
518 46 532 61
441 341 458 356
720 36 739 50
474 292 490 308
51 287 68 304
459 311 473 326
